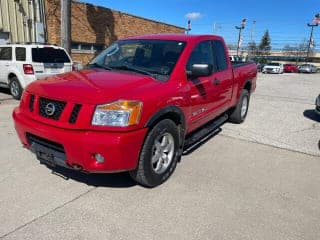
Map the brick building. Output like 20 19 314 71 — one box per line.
45 0 185 64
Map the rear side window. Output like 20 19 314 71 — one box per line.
0 47 12 60
212 40 227 71
32 48 71 63
16 47 26 61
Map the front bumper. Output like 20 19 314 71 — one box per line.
263 68 280 74
13 107 148 173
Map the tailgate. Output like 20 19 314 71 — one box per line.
33 62 72 79
31 47 72 79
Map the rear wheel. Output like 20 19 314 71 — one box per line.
229 89 250 124
129 119 180 187
9 77 23 100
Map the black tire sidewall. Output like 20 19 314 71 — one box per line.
229 89 250 124
136 119 180 187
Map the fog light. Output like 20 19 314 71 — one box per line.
94 153 105 163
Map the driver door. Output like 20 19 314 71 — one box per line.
186 41 218 130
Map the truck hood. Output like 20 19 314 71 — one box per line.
27 69 162 104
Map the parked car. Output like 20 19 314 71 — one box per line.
316 94 320 115
13 34 257 187
298 64 317 73
229 55 245 63
0 43 73 100
283 64 298 73
262 62 284 74
256 63 265 72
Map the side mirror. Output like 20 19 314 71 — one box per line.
187 64 213 78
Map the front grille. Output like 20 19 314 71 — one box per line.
29 95 35 112
39 97 66 120
69 104 82 124
26 133 65 153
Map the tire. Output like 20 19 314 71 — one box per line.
229 89 250 124
129 119 181 187
9 77 23 100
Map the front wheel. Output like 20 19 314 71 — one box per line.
129 119 181 187
9 77 23 100
229 89 250 124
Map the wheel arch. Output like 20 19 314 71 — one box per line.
243 79 252 93
7 70 25 87
145 106 186 147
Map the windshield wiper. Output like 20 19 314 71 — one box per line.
110 65 156 77
87 62 112 70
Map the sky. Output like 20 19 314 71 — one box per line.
80 0 320 51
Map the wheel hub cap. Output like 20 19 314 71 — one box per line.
11 82 19 97
152 133 174 174
241 96 248 118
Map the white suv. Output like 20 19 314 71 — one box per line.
0 44 73 100
262 62 284 74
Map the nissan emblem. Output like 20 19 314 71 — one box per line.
45 103 56 116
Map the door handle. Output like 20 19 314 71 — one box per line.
5 64 10 67
212 79 220 85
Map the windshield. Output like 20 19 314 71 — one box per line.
89 39 186 81
268 63 280 66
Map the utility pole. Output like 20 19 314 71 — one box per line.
250 20 256 42
61 0 71 54
306 22 318 61
185 20 191 35
235 19 246 56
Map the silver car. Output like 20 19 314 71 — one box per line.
298 64 317 73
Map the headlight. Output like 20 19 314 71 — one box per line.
92 100 143 126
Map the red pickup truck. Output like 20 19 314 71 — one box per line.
13 34 257 187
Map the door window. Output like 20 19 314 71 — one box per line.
186 41 215 72
0 47 12 61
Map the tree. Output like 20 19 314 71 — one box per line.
259 30 271 55
247 41 257 55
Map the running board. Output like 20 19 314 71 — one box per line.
183 114 228 154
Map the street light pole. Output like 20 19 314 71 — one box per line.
306 23 318 61
235 25 244 56
250 20 256 42
235 18 246 56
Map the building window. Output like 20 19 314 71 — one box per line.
71 42 105 54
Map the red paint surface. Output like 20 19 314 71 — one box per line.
13 34 257 172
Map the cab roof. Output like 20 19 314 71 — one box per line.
124 34 223 43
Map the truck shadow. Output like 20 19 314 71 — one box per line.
0 87 10 95
46 165 137 188
303 109 320 122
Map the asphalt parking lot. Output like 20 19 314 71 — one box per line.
0 73 319 240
